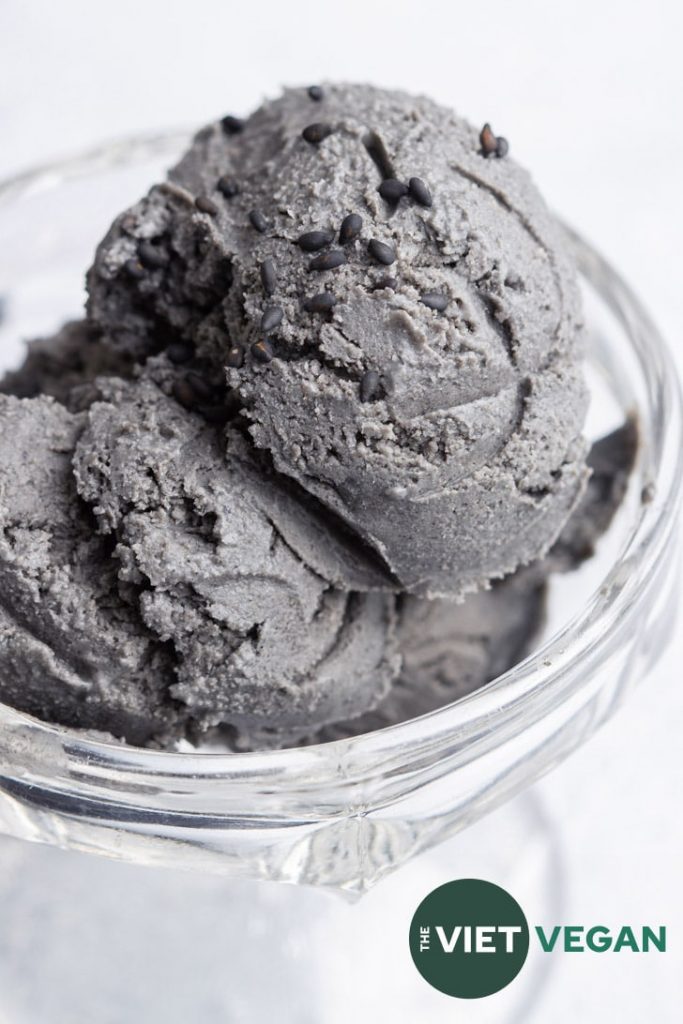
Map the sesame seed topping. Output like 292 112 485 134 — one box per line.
378 179 409 204
138 241 169 270
249 209 269 233
480 123 508 158
304 291 336 313
261 306 283 333
339 213 363 245
302 122 333 145
308 85 324 102
308 250 346 272
221 115 244 136
167 341 194 364
185 372 215 403
360 370 380 403
368 239 396 266
252 339 274 363
172 375 230 422
226 344 245 369
195 195 219 216
260 259 277 296
480 123 497 156
217 175 239 198
297 229 335 252
124 258 145 280
173 372 219 410
408 177 433 208
420 293 449 311
172 378 196 409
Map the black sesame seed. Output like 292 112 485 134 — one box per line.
408 177 433 208
480 123 498 157
195 195 219 216
308 85 324 102
302 122 333 144
420 293 449 312
217 175 240 198
368 239 396 265
186 372 215 403
172 378 197 409
221 115 244 136
304 291 336 313
308 250 346 272
479 123 509 158
226 344 245 369
171 374 219 409
378 178 409 204
249 209 269 233
138 241 169 270
297 229 335 252
167 341 194 364
252 339 274 363
360 370 380 403
260 259 277 295
124 258 145 280
261 306 283 333
339 212 363 244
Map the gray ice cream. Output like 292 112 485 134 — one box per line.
72 378 399 747
88 84 589 598
0 365 633 748
0 319 132 410
320 418 637 740
0 83 629 751
0 394 179 745
318 573 547 741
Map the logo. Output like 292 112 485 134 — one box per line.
409 878 529 999
409 878 667 1000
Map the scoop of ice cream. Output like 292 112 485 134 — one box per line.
0 394 179 744
318 572 546 741
317 419 637 741
72 379 400 747
87 83 589 598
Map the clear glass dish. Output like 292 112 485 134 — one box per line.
0 134 680 901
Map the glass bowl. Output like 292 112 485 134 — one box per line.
0 135 680 899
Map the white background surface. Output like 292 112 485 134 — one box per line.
0 1 681 1021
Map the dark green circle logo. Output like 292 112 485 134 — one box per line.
409 878 529 999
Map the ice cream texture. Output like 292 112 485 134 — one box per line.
89 84 588 598
0 84 630 749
